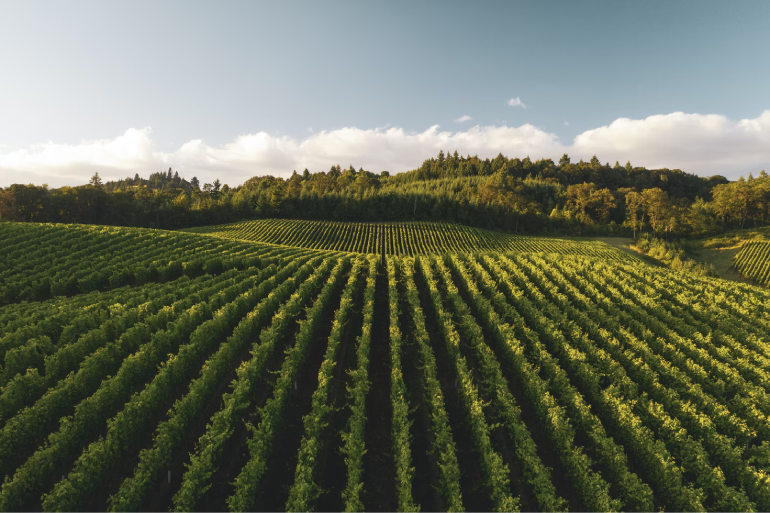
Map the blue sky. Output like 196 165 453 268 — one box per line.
1 0 768 186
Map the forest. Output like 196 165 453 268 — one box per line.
1 151 768 238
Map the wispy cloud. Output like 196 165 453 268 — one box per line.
507 97 527 109
563 121 569 126
454 115 473 123
2 110 769 186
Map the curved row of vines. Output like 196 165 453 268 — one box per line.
735 240 770 286
182 219 634 260
1 222 769 511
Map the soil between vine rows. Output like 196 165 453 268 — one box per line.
88 305 247 512
360 265 397 512
142 266 307 511
473 255 586 511
314 266 367 512
397 265 445 512
436 257 537 512
37 279 258 513
413 263 492 512
188 272 336 512
250 269 350 511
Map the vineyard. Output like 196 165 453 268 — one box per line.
0 223 336 305
735 240 770 286
182 219 634 261
1 221 770 512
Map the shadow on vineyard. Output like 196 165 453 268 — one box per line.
1 220 770 512
4 2 770 510
412 261 492 512
359 266 397 512
312 266 367 512
251 270 349 512
396 267 446 512
445 256 584 512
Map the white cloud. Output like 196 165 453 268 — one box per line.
563 121 569 126
0 128 160 187
507 97 527 109
571 111 770 176
454 115 473 123
1 110 769 186
0 124 562 186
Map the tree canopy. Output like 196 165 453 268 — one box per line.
1 152 763 239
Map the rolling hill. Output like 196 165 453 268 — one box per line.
0 220 768 512
182 219 636 261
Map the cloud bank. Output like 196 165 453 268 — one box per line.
1 111 768 187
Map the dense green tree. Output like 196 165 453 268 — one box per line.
2 149 764 239
624 191 644 238
641 188 670 234
89 173 103 188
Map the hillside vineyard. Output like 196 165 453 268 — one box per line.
735 240 770 287
182 219 632 261
0 223 769 512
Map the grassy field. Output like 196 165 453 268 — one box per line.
1 220 769 512
687 228 770 284
594 229 770 286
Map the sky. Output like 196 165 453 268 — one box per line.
0 0 768 187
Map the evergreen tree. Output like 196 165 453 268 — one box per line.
89 173 103 188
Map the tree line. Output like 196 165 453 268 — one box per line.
0 152 767 238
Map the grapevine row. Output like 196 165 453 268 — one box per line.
183 219 634 260
169 256 338 512
416 256 518 512
285 256 367 511
385 257 418 512
227 257 351 511
401 257 464 511
339 256 379 511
